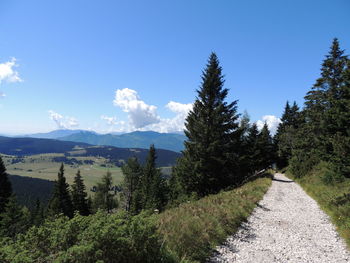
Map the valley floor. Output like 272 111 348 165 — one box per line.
209 173 350 263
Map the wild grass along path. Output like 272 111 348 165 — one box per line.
209 173 350 262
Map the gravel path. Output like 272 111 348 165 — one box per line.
209 173 350 263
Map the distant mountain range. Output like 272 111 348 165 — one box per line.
24 129 95 139
24 129 186 152
0 136 181 167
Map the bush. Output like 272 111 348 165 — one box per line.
0 211 174 263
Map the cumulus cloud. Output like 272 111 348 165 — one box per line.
166 101 192 115
101 115 117 125
112 88 192 133
0 58 22 84
113 88 160 129
256 115 281 135
48 110 79 129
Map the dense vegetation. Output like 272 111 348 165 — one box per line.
275 39 350 246
3 40 348 262
8 175 54 209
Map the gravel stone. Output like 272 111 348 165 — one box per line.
209 173 350 263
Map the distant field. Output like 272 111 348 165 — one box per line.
2 153 123 191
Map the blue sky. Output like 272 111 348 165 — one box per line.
0 0 349 135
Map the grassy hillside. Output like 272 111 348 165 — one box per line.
157 176 272 262
0 136 181 167
2 154 123 191
286 162 350 248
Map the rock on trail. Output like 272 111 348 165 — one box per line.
209 173 350 263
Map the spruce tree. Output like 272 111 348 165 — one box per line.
235 111 252 181
257 123 274 170
0 195 31 238
0 156 12 214
121 157 143 213
275 101 301 168
290 38 349 177
71 170 91 216
93 171 117 212
141 145 168 210
246 123 260 174
174 53 240 197
47 164 73 218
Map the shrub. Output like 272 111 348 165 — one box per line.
0 211 174 263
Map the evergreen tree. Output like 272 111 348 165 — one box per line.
71 170 91 216
235 111 252 181
286 39 350 177
0 156 12 214
275 101 301 168
93 171 117 213
121 157 143 214
173 53 240 197
246 123 260 173
47 164 73 218
257 123 274 170
0 195 31 238
141 145 168 211
290 39 349 177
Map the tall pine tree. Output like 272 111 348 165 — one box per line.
0 156 12 214
275 101 301 168
173 53 240 197
121 157 143 214
141 145 168 211
290 38 349 177
71 170 91 216
93 171 117 213
47 164 73 218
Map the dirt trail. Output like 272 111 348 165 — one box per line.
209 173 350 263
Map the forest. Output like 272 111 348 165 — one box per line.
0 38 349 262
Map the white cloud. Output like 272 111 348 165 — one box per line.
112 88 192 133
113 88 160 129
0 92 5 98
101 115 117 125
166 101 192 115
256 115 281 135
0 58 22 84
48 110 79 129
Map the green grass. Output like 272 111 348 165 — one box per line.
157 176 272 262
286 162 350 249
2 154 124 191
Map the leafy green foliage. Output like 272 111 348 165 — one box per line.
0 195 31 239
0 211 174 263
